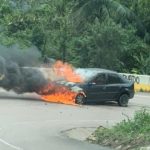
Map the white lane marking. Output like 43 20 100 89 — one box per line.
0 138 23 150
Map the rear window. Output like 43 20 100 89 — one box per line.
107 74 123 84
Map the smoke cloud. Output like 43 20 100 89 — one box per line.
0 45 48 94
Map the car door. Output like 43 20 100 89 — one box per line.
85 73 107 102
104 73 123 100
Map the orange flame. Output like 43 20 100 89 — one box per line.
41 84 77 105
41 61 83 105
53 61 83 83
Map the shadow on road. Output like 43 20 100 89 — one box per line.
85 101 119 107
0 95 121 107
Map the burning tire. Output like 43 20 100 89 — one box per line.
75 93 86 104
118 94 129 107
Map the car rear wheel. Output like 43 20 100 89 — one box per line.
118 94 129 107
75 93 85 105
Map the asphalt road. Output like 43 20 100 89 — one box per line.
0 89 150 150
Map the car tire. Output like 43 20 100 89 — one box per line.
118 94 129 107
75 93 85 105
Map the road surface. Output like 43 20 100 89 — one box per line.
0 89 149 150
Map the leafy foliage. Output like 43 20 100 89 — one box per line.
0 0 150 74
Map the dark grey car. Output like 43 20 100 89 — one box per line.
75 69 134 107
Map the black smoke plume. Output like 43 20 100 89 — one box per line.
0 45 48 94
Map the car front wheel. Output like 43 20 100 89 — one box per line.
118 94 129 107
75 93 85 105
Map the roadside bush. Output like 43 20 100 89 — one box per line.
89 109 150 150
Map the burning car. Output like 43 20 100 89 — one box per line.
71 69 135 107
40 67 134 106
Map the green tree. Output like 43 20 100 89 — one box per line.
0 0 150 74
73 0 131 28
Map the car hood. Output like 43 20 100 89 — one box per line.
56 81 84 93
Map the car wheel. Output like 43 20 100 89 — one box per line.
75 93 85 104
118 94 129 107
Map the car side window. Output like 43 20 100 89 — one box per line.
107 74 122 84
93 74 106 85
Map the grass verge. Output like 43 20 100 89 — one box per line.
88 109 150 150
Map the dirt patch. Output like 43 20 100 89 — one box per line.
62 127 96 141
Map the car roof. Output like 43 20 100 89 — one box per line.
76 68 117 74
75 68 117 82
